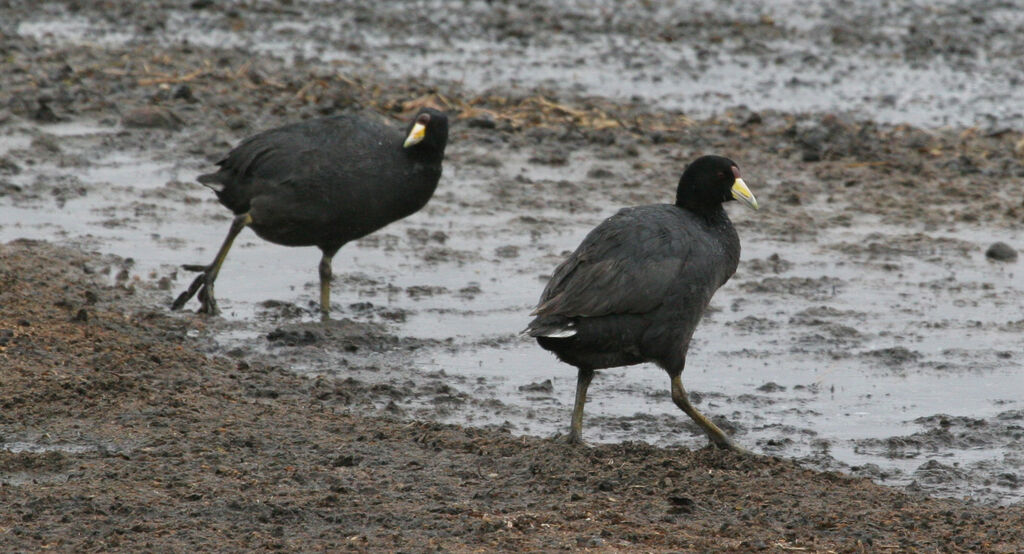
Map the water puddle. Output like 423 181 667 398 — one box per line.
3 117 1022 501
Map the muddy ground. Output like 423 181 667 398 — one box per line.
3 0 1024 551
2 240 1022 551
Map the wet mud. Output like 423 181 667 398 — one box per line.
4 240 1024 551
3 0 1024 550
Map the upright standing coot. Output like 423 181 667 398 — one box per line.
172 108 449 320
525 155 759 450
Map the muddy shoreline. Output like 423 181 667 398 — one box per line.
2 0 1024 550
1 239 1022 551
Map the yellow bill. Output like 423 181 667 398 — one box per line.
403 122 426 148
731 178 759 210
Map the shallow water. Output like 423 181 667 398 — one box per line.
15 0 1024 128
3 116 1022 503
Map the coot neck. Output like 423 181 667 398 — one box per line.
676 202 740 283
676 201 731 229
398 146 445 215
404 143 446 168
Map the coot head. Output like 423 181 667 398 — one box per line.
675 155 758 211
403 108 449 155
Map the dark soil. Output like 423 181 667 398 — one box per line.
2 240 1023 552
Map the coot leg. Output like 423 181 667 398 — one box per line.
318 254 333 321
566 367 595 445
171 212 252 315
670 374 749 454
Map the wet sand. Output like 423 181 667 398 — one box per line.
2 0 1024 550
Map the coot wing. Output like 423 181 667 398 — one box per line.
206 115 397 185
533 206 694 318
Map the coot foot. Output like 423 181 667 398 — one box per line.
171 264 219 315
169 213 251 316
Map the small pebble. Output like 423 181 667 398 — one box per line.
122 106 183 130
172 85 196 103
466 115 496 129
985 241 1017 262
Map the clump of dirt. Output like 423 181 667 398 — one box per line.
851 410 1024 502
741 276 844 298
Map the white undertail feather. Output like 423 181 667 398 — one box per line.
539 328 577 338
201 182 226 193
523 320 577 338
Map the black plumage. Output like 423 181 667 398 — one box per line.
172 108 448 320
525 155 759 449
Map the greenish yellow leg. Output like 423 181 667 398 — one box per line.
171 213 252 315
670 374 750 454
206 213 252 283
567 368 595 445
318 254 333 321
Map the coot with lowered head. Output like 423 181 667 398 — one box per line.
172 108 449 320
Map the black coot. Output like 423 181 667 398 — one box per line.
525 155 759 450
172 108 449 320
